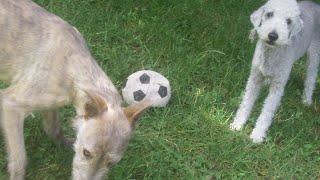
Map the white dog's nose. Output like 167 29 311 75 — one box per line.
268 32 279 42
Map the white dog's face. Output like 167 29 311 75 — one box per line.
250 0 303 46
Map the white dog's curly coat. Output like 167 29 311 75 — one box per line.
230 0 320 143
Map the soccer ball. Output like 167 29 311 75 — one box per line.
122 70 171 107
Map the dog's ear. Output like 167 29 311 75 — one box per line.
250 6 265 29
123 99 152 127
289 17 304 38
249 6 265 42
83 89 108 118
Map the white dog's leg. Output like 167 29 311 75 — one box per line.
250 72 290 143
230 68 263 130
1 97 27 180
303 45 320 106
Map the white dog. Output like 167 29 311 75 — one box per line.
230 0 320 143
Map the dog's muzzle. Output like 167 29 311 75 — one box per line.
267 31 278 45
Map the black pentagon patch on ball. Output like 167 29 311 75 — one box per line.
158 85 167 98
139 73 150 84
133 89 146 101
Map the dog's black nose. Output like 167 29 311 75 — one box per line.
268 32 278 42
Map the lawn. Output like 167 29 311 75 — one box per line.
1 0 320 179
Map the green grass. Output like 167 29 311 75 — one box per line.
1 0 320 179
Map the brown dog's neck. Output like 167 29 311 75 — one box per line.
68 55 122 116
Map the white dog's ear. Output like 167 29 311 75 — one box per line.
250 6 265 29
290 17 304 38
249 6 265 42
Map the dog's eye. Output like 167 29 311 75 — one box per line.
266 12 274 18
286 18 292 25
83 149 91 158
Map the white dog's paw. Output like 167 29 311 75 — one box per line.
302 93 313 106
229 122 243 131
250 129 266 144
302 98 312 107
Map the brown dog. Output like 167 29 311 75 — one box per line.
0 0 150 179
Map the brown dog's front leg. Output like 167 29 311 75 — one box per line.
42 109 74 145
1 98 27 180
